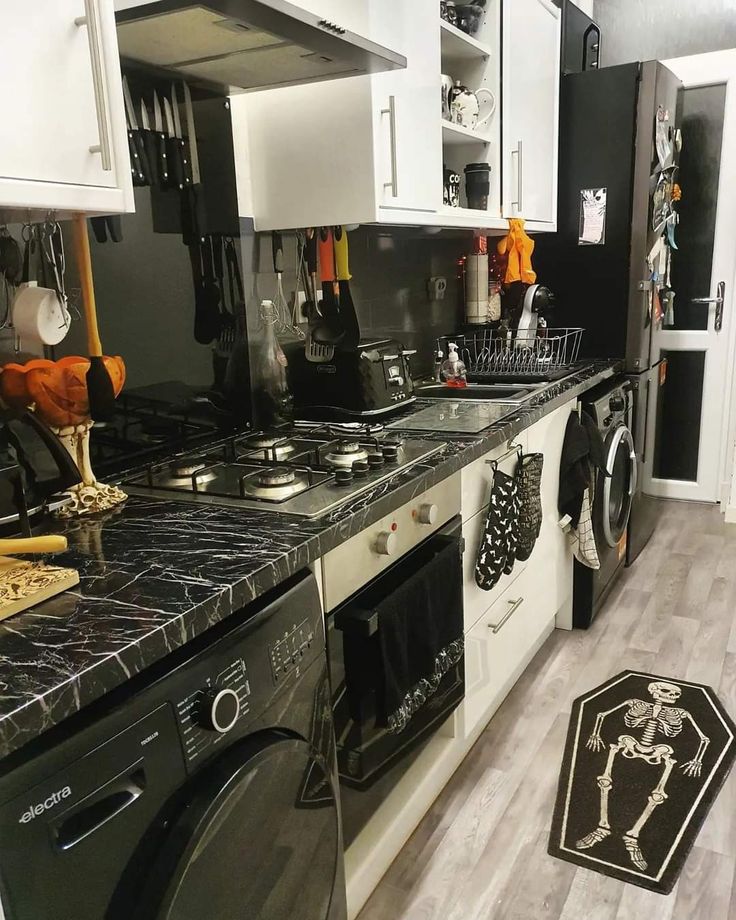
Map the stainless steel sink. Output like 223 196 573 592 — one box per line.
415 383 544 403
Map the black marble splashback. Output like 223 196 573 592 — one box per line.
0 362 618 762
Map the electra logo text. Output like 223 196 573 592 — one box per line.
18 786 72 824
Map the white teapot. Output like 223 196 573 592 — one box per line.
449 82 496 131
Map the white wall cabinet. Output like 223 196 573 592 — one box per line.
502 0 561 225
0 0 134 217
238 0 560 232
242 0 441 229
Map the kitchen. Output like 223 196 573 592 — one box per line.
0 1 735 918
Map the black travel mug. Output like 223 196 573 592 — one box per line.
464 162 491 210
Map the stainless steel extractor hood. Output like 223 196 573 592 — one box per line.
114 0 406 93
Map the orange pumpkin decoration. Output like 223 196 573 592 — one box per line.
0 356 125 429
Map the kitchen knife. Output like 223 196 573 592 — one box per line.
163 96 185 191
122 75 149 186
334 226 360 350
180 80 206 241
182 81 201 185
152 91 169 189
172 82 193 187
139 98 162 190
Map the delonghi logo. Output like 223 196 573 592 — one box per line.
18 786 72 824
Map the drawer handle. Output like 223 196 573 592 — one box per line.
489 596 524 634
75 0 113 171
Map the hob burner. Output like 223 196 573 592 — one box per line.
323 440 370 468
166 459 217 485
258 467 296 487
240 433 297 462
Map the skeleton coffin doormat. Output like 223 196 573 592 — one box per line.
549 671 736 893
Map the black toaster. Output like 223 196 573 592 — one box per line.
287 338 416 420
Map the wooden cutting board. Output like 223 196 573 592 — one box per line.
0 557 79 622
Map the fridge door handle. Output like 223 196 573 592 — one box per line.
691 281 725 331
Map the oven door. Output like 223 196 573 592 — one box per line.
326 517 464 842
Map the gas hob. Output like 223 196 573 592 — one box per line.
122 424 445 519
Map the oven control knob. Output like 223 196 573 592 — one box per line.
374 531 397 556
352 459 369 477
197 687 240 734
335 468 353 485
382 444 400 462
416 503 439 525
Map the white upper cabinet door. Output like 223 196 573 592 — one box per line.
0 0 133 215
502 0 560 224
241 0 440 229
369 0 442 215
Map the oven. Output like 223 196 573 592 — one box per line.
319 474 464 846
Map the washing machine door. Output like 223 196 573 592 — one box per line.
600 423 637 549
143 733 341 920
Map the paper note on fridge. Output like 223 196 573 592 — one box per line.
578 187 607 245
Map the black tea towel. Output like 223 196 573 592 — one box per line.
516 452 544 562
558 410 608 527
475 468 519 591
342 535 464 734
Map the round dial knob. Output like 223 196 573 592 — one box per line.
352 459 369 477
416 503 439 525
335 468 353 485
368 452 385 469
197 687 240 734
609 395 626 413
374 530 397 556
382 444 400 462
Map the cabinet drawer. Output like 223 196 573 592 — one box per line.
461 432 527 521
461 563 557 738
462 507 527 632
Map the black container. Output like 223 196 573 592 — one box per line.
464 162 491 210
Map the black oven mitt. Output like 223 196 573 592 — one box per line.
515 452 544 562
475 466 520 591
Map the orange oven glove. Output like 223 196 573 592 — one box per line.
497 218 537 285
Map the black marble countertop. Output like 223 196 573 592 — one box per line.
0 361 619 761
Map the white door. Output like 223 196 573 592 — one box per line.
0 0 118 189
502 0 560 224
370 0 442 214
643 51 736 502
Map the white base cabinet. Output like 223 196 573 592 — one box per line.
0 0 134 218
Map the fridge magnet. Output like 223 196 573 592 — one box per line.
578 188 607 245
655 105 673 169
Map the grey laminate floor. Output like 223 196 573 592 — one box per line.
359 501 736 920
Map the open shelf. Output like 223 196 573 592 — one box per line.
440 20 493 60
442 119 493 146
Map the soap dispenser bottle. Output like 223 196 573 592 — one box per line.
441 342 467 388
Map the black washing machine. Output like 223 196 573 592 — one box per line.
0 571 346 920
573 379 637 628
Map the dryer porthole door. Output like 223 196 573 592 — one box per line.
600 424 637 548
147 735 340 920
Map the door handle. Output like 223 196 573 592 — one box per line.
691 281 726 331
511 141 523 212
75 0 113 171
381 96 398 198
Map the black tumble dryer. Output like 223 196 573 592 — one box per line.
573 379 637 628
0 571 346 920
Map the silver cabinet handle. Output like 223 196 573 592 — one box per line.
381 96 398 198
75 0 112 171
511 140 523 212
489 596 523 634
692 281 726 331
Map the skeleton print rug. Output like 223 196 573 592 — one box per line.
548 670 736 893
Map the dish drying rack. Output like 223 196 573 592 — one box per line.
438 327 584 382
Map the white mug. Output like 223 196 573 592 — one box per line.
451 85 497 130
12 282 71 346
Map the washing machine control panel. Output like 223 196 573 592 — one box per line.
269 619 315 684
175 658 251 765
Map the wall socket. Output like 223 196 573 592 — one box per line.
427 276 447 300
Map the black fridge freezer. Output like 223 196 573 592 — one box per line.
535 60 682 565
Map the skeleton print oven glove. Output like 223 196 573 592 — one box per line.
515 452 544 562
